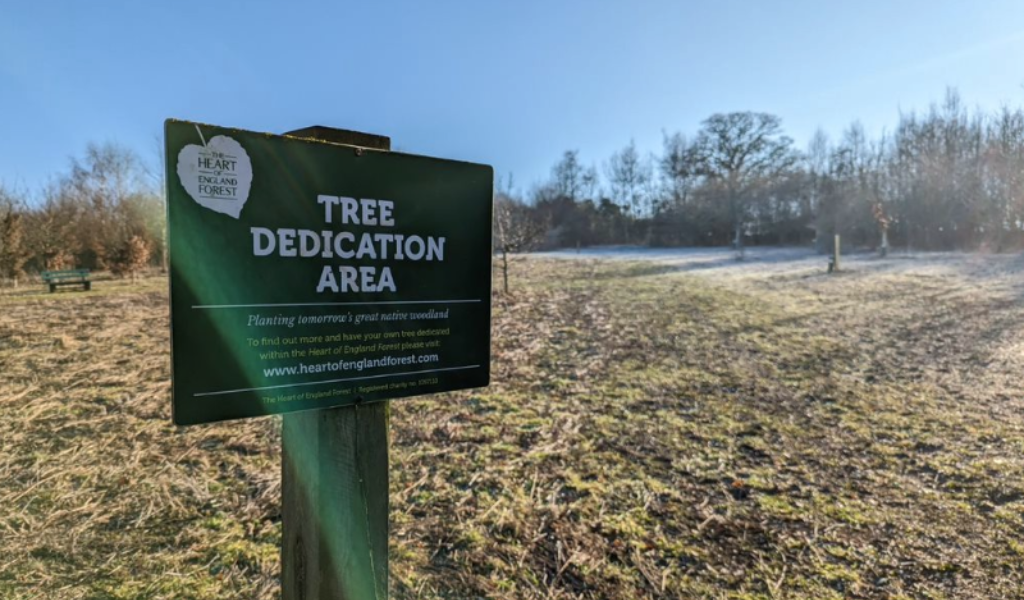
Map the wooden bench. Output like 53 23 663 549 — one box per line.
41 269 92 293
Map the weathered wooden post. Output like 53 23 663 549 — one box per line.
833 234 841 272
164 119 492 600
282 403 389 599
282 127 391 600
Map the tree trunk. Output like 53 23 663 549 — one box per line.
733 221 745 260
501 249 509 295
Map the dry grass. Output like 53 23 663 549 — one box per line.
2 255 1024 599
0 276 281 599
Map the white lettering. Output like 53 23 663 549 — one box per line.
339 266 358 292
356 233 377 259
360 198 378 225
426 237 445 261
298 230 321 257
316 265 338 293
251 227 275 256
393 234 405 260
377 266 396 292
378 200 394 226
405 235 425 260
359 266 377 291
339 197 359 224
375 233 394 259
278 228 297 257
317 195 339 223
334 232 355 259
320 231 334 258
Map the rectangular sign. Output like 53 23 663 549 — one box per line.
165 120 493 425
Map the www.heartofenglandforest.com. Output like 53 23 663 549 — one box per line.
261 353 440 378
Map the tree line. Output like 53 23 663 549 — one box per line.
496 88 1024 255
0 142 164 284
4 88 1023 285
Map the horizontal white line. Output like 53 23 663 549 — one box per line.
192 364 482 397
192 299 482 309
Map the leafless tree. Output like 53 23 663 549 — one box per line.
58 142 157 269
552 150 598 202
659 132 700 210
493 185 547 295
25 182 81 271
606 140 653 219
693 112 798 257
0 186 29 285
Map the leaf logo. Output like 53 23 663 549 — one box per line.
176 126 253 219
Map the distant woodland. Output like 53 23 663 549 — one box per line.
0 143 164 282
3 88 1024 283
496 88 1024 256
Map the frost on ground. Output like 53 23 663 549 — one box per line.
540 244 1024 287
2 252 1024 600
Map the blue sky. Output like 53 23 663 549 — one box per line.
3 1 1024 197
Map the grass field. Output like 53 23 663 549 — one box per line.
2 250 1024 599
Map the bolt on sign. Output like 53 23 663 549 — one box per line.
164 120 493 425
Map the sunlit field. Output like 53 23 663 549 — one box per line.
3 250 1024 599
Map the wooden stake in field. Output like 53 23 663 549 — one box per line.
833 234 841 272
282 127 391 600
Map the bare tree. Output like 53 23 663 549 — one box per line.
0 186 29 285
493 185 547 295
659 132 699 210
25 182 80 271
606 140 653 220
552 150 598 202
60 142 156 269
693 112 798 257
984 106 1024 250
152 133 169 273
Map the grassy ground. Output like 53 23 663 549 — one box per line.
2 255 1024 599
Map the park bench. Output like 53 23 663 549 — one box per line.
41 269 92 293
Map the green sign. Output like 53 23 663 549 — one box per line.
165 120 493 425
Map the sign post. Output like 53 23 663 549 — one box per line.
281 127 391 600
282 401 388 599
164 120 493 600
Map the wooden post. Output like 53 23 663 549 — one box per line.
833 234 841 272
282 126 391 600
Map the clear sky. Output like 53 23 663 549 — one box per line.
3 1 1024 197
